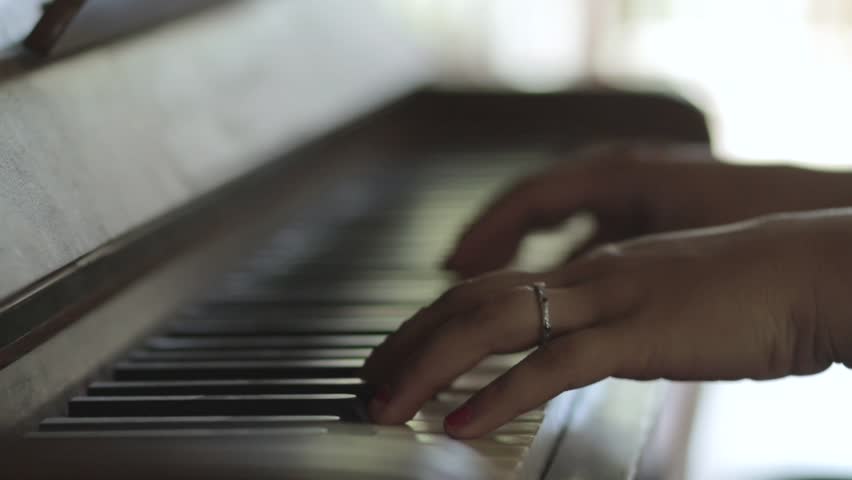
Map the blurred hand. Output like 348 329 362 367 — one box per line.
444 143 852 277
362 210 852 438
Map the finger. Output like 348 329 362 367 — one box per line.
443 326 634 439
445 166 636 277
444 174 576 276
361 270 549 383
368 311 493 424
368 283 626 424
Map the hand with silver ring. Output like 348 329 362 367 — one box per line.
361 212 852 439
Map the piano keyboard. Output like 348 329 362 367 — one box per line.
28 152 579 479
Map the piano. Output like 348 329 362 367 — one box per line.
0 1 710 478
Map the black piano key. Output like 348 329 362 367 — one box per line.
166 317 404 335
127 348 372 361
39 415 339 432
211 277 446 304
67 394 366 420
145 335 386 350
215 287 437 304
88 378 370 397
111 359 364 380
183 304 416 320
211 270 449 300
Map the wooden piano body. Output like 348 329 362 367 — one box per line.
0 1 709 478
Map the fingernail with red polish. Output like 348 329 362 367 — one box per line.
444 404 474 430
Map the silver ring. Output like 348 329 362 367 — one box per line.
530 282 551 346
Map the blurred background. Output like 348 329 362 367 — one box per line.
377 2 852 479
383 0 852 171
